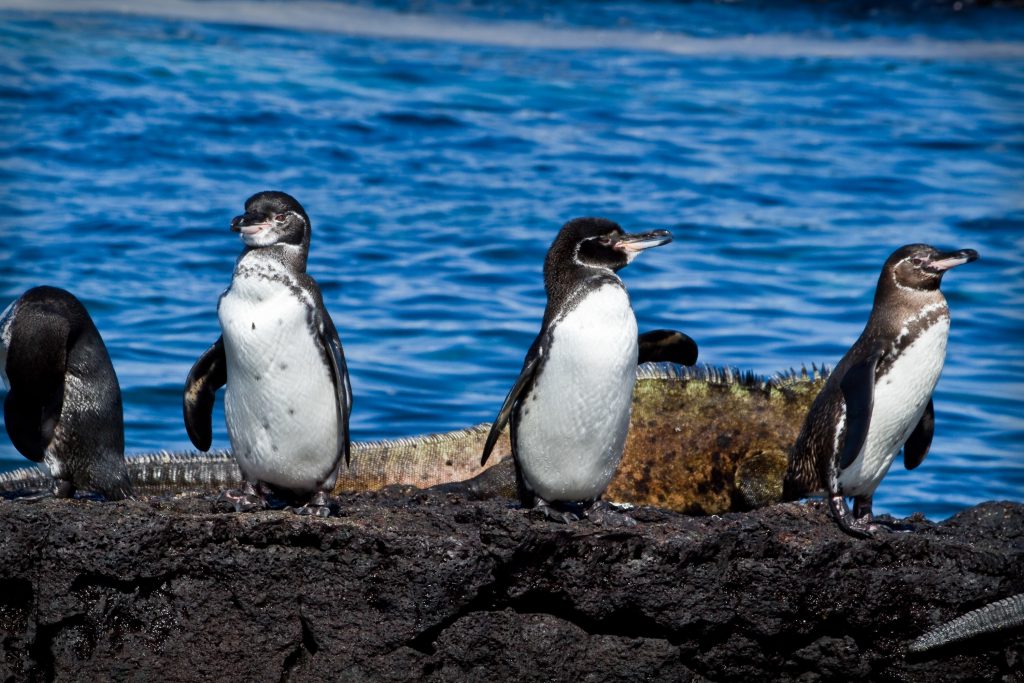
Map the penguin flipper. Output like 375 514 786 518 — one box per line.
183 337 227 452
4 391 58 462
637 329 698 366
3 310 69 462
904 398 934 470
481 341 544 467
320 311 352 467
838 348 882 471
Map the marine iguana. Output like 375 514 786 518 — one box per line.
0 363 825 512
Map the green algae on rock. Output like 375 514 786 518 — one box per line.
1 364 828 514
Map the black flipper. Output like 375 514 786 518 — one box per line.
183 337 227 452
511 433 538 508
3 309 69 462
904 398 934 470
838 347 883 470
481 334 546 467
637 329 698 366
4 392 54 462
319 310 353 467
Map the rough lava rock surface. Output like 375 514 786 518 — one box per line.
0 491 1021 682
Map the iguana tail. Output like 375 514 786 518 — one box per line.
909 593 1024 653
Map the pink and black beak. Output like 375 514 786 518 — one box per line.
230 213 271 236
612 229 673 258
928 248 979 272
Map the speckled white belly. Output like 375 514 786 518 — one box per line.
839 318 949 497
219 272 339 494
515 284 638 503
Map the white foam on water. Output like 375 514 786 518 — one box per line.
2 0 1023 60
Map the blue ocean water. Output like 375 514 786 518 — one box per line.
0 1 1022 520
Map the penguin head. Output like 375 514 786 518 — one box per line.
886 243 979 291
231 191 311 250
549 217 672 274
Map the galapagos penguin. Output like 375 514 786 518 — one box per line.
0 286 131 500
183 191 351 516
784 243 978 537
480 217 677 522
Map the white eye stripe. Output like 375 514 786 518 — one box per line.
572 247 616 271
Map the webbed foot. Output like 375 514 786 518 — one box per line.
215 481 268 513
869 518 917 533
829 494 883 539
288 490 334 518
529 499 583 524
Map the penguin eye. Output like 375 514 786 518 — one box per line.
911 257 927 267
273 213 286 223
598 235 614 246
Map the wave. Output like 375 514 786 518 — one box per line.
3 0 1024 60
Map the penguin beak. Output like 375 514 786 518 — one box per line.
929 248 979 272
613 230 673 254
231 213 271 236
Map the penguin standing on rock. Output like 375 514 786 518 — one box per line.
183 191 352 516
481 217 684 523
0 286 132 500
784 244 978 538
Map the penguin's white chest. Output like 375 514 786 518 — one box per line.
218 272 339 494
839 317 949 496
515 284 638 503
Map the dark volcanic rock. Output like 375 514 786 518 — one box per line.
0 491 1021 682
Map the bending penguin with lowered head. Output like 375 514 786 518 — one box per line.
1 286 132 500
481 217 690 523
784 243 978 537
183 191 352 516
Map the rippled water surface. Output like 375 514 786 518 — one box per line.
1 1 1022 519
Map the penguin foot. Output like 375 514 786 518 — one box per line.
215 482 268 513
585 501 638 528
529 500 583 524
291 504 332 518
869 518 917 533
288 491 335 518
853 510 897 535
848 518 891 537
829 494 879 539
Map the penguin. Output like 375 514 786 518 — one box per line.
480 217 679 523
0 286 131 500
784 244 978 538
183 191 352 516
